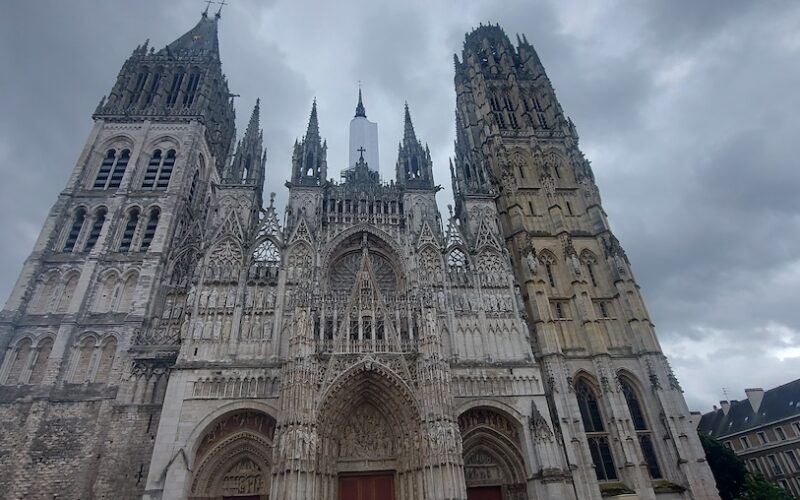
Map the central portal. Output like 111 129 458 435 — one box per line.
338 474 395 500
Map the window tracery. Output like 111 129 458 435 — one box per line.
620 376 662 479
142 149 176 190
63 208 87 252
576 378 617 481
93 149 130 189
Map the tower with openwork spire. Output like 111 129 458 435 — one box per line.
451 23 720 499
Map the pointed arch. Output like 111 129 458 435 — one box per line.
537 249 558 288
93 337 117 383
93 270 121 313
70 334 98 383
617 370 663 479
31 270 61 314
190 409 276 498
4 338 33 385
28 336 54 385
57 271 81 313
458 405 528 496
574 373 618 481
316 359 423 479
117 271 138 312
205 236 244 284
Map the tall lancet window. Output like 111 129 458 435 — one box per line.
63 208 87 252
183 68 201 107
621 377 662 479
166 68 185 107
84 208 107 251
576 379 617 481
140 209 160 251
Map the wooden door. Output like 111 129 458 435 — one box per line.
466 485 502 500
339 474 395 500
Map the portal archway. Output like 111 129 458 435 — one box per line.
459 407 528 500
190 409 276 500
316 360 424 500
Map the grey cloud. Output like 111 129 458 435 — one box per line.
2 0 799 412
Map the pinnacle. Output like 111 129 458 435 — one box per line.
245 98 260 136
304 99 321 143
403 102 417 145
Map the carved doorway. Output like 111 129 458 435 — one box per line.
467 486 502 500
339 474 395 500
191 410 276 500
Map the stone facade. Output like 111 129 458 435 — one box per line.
0 14 719 500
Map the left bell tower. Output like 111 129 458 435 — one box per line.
0 11 236 499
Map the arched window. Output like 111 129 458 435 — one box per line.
28 338 53 385
142 149 176 190
94 338 117 383
71 337 95 383
4 339 32 385
576 378 617 481
253 239 281 266
93 272 119 313
183 68 201 107
119 208 140 252
63 208 87 252
447 248 469 272
117 273 137 312
94 149 131 189
621 377 662 479
166 69 185 107
188 170 199 205
128 68 148 106
140 209 160 250
144 67 163 107
32 273 59 314
57 273 79 313
157 150 175 189
538 252 557 288
84 208 107 251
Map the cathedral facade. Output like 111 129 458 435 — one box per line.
0 13 719 500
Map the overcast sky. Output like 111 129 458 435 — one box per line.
1 0 799 410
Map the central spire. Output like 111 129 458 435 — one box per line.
348 89 379 171
355 88 367 118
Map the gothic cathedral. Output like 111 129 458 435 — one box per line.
0 13 719 500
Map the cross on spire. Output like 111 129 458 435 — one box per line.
357 146 366 160
202 0 214 15
215 0 227 17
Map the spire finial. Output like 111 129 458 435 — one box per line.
202 0 212 16
215 0 227 18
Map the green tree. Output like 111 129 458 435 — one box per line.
741 473 794 500
699 432 796 500
698 432 747 500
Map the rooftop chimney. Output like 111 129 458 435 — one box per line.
720 400 730 415
745 388 765 413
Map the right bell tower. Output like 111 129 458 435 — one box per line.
452 24 720 499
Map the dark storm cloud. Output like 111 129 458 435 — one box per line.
2 0 799 410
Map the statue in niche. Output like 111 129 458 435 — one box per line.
525 246 539 275
568 253 582 279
